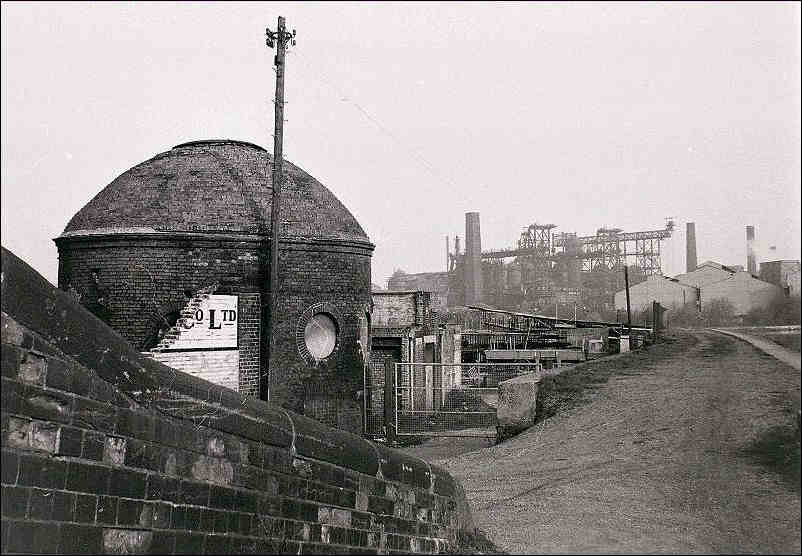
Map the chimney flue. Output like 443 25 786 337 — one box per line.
746 225 756 275
464 212 482 305
686 222 697 273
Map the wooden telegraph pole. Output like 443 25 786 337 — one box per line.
623 264 633 338
263 17 296 402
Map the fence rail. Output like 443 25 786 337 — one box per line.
391 363 542 438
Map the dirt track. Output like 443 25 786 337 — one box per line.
433 331 801 554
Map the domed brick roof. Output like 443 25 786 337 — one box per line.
61 140 370 243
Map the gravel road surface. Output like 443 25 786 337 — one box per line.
432 331 801 554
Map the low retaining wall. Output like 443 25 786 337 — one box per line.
495 374 540 442
495 365 574 442
0 246 473 554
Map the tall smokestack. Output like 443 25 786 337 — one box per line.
746 225 756 275
686 222 697 273
565 233 581 290
464 212 482 305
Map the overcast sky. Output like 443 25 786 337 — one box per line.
2 1 800 287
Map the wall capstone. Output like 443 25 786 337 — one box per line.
1 246 473 554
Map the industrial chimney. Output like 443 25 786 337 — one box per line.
464 212 483 305
686 222 697 273
746 226 756 275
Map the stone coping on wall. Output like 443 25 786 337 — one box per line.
0 246 471 532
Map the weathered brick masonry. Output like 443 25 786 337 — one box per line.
54 140 374 433
56 236 264 397
269 239 373 431
1 247 473 554
55 237 265 350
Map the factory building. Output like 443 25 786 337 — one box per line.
618 260 782 318
790 271 801 297
386 271 451 313
674 261 740 288
392 212 667 317
760 260 801 296
366 290 461 437
699 271 782 316
615 221 789 319
55 139 374 433
613 274 699 313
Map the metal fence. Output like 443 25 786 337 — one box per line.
364 383 386 437
392 363 542 437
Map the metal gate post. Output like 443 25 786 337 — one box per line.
384 360 396 443
362 359 367 436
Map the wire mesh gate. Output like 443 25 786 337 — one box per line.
388 363 542 438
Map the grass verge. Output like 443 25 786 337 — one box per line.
742 411 801 493
535 333 694 424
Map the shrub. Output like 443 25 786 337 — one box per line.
666 301 704 328
744 294 801 326
701 297 736 327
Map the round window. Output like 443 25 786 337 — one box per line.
304 313 338 360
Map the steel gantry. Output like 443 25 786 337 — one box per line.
481 219 674 276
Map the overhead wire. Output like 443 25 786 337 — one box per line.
286 48 464 192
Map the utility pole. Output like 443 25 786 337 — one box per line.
623 264 632 337
263 17 296 402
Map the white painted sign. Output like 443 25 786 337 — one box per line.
173 294 238 349
150 350 240 392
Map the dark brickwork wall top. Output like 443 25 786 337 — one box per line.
62 140 372 245
1 246 473 554
2 247 468 497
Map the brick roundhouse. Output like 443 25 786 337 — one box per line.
55 140 374 433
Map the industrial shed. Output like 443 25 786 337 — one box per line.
614 274 699 313
700 271 783 316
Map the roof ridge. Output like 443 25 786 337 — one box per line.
172 139 268 152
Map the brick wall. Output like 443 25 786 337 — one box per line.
413 293 432 328
55 235 265 350
372 292 432 330
144 291 261 397
372 294 417 328
267 240 373 431
237 294 261 398
1 246 473 554
386 274 449 314
56 235 374 434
